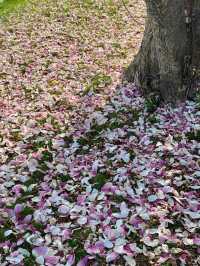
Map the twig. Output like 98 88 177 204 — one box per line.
121 0 140 25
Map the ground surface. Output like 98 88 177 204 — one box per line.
0 1 200 266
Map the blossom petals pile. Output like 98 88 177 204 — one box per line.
0 82 200 265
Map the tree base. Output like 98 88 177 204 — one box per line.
124 1 200 103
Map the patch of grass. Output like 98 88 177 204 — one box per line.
148 114 159 124
92 171 110 190
20 206 34 217
63 135 73 147
195 91 200 108
110 195 124 203
128 149 135 160
107 109 140 129
15 191 37 204
24 170 45 187
0 0 27 17
0 219 15 242
161 262 174 266
24 257 36 266
150 135 160 144
77 122 108 149
135 254 150 266
109 120 125 130
173 135 182 142
41 150 53 162
129 109 140 121
145 95 161 113
10 130 22 141
31 139 52 151
32 221 45 232
57 174 71 182
83 73 112 95
68 228 92 263
21 241 35 265
186 130 200 141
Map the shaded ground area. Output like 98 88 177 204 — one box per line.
0 1 200 266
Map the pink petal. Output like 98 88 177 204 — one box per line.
86 241 104 254
62 229 71 241
77 256 89 266
14 204 23 214
32 246 48 257
106 252 118 262
66 254 75 266
45 256 59 265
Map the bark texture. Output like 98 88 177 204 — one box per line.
125 0 200 103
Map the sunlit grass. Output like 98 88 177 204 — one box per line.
0 0 27 16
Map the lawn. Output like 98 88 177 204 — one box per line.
0 0 27 16
0 1 199 266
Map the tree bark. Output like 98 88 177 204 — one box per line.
124 0 200 103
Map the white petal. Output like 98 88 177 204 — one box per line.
143 237 159 247
77 216 87 225
104 239 113 248
27 159 38 172
114 245 125 254
185 211 200 219
183 238 193 245
4 230 13 237
36 256 45 265
148 195 158 202
123 256 136 266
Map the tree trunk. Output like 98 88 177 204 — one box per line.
124 0 200 103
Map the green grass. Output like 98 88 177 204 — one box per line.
0 0 27 16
